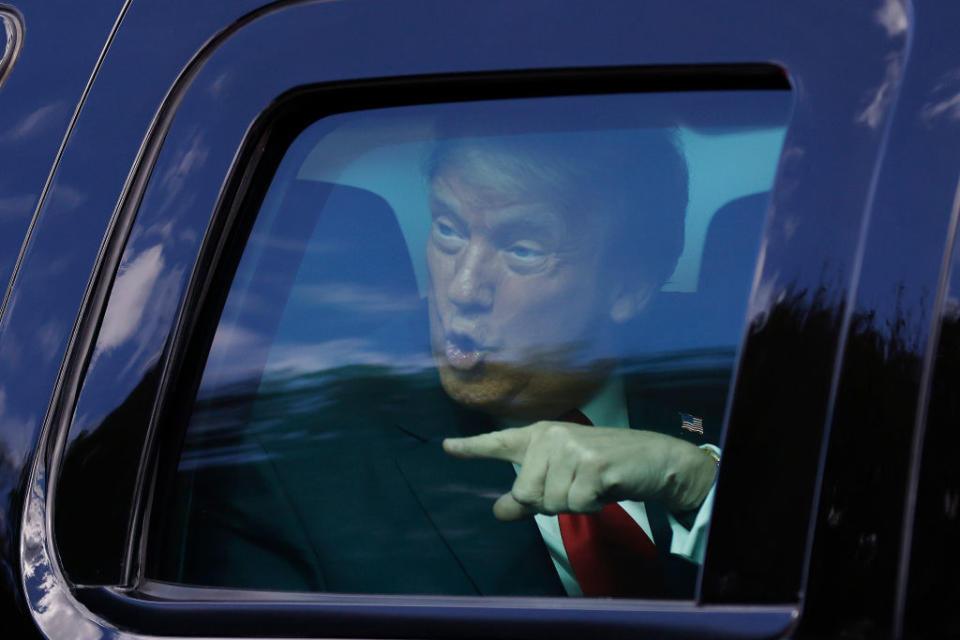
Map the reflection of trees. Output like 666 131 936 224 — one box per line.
707 281 929 620
705 284 845 602
721 281 931 636
904 298 960 637
809 288 923 635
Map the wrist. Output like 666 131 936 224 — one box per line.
662 443 719 514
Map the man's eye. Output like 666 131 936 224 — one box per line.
431 219 465 251
507 245 544 260
505 243 548 271
436 222 458 238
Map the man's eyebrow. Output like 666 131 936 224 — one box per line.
489 206 564 240
428 189 460 218
428 196 473 238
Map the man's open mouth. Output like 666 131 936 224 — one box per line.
444 332 486 371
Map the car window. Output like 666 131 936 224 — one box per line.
149 91 790 598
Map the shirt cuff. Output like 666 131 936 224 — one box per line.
666 444 720 564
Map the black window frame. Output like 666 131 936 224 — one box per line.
141 64 789 596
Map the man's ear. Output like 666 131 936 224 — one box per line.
609 282 656 324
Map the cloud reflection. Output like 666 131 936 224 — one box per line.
921 70 960 124
204 330 434 389
875 0 908 37
21 471 106 639
0 193 36 222
266 338 433 375
857 53 903 129
96 244 164 355
292 282 421 313
0 103 66 143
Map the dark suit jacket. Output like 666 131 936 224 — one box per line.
162 362 726 598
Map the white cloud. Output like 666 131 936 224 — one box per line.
208 70 233 97
876 0 908 37
0 103 64 142
857 53 903 129
96 244 164 354
265 337 433 376
211 324 264 352
198 333 434 390
292 282 420 313
34 321 62 364
47 184 86 212
20 470 104 640
0 193 35 222
161 132 209 192
922 91 960 123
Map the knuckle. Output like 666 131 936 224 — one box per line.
512 484 542 506
529 421 560 446
568 486 601 513
544 423 568 441
529 421 550 435
578 448 600 470
540 502 561 515
542 490 567 514
563 438 585 459
599 466 626 494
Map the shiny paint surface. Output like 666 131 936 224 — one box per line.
0 0 958 638
799 3 960 637
0 0 266 635
0 1 127 634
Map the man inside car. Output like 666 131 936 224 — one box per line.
424 125 721 597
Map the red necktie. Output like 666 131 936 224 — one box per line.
556 409 665 598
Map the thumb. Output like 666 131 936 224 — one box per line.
493 492 534 521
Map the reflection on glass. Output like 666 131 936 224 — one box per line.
151 92 790 597
0 10 21 91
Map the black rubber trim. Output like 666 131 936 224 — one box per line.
77 583 798 639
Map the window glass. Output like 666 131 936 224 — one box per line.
150 91 790 597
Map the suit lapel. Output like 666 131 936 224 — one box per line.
392 398 564 596
624 374 705 598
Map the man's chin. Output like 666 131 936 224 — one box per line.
435 361 604 421
436 362 516 417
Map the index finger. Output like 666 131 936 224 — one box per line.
442 427 530 464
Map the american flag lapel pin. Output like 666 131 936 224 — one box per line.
680 412 704 435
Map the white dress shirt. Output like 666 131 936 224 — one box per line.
508 377 718 597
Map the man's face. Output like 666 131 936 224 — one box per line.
426 153 618 420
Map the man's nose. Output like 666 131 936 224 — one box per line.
447 241 494 311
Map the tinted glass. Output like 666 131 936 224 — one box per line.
151 91 790 597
